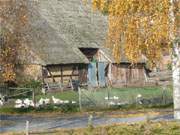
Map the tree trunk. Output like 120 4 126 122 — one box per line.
170 0 180 120
172 42 180 120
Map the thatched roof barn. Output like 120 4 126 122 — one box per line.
18 0 111 64
15 0 146 89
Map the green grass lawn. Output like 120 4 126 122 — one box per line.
79 86 173 105
36 86 173 101
106 86 172 98
34 86 173 110
33 86 174 110
0 86 173 114
36 90 79 101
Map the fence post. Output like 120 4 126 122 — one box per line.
162 86 167 105
78 87 82 111
88 115 93 128
26 120 29 135
32 89 35 103
107 86 110 108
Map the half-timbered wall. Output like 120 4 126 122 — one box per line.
43 64 80 86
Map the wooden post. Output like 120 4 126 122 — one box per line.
42 66 45 84
88 115 93 127
70 68 73 91
76 66 79 81
70 79 74 91
32 89 35 104
61 66 63 91
162 86 167 105
107 86 110 108
78 87 82 111
26 121 29 135
47 67 55 82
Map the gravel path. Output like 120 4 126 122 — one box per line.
0 113 174 133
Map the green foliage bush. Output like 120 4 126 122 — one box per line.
21 79 41 89
59 103 79 113
19 79 42 95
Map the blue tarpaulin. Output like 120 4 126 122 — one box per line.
88 62 98 87
98 62 106 87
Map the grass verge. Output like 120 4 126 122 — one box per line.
2 121 180 135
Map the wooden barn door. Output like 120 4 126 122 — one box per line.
88 62 106 87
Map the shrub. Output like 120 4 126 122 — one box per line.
58 103 79 113
20 79 42 95
21 79 41 89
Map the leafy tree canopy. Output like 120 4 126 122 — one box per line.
90 0 179 66
0 0 28 82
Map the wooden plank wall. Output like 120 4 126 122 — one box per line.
111 63 145 87
78 64 88 84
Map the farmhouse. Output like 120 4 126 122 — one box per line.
15 0 146 89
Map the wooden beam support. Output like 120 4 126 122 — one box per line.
42 66 45 83
61 66 63 86
46 67 55 82
76 66 79 79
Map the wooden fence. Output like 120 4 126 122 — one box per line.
0 86 34 102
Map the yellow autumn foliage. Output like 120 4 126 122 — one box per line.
92 0 179 66
0 0 28 82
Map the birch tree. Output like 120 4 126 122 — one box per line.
91 0 180 119
170 0 180 120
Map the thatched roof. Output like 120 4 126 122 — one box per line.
19 0 107 65
20 0 144 65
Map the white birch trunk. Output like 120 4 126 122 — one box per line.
172 42 180 120
170 0 180 120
